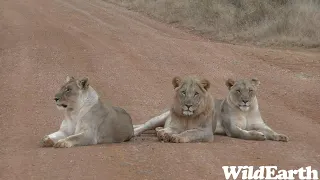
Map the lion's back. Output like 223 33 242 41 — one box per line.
111 106 134 142
95 104 134 143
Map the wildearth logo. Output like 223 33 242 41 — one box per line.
222 166 319 180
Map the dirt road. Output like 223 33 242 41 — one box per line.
1 0 320 179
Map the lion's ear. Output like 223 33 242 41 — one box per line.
200 79 210 91
66 75 75 82
172 76 182 89
251 78 260 87
225 78 235 90
77 77 89 89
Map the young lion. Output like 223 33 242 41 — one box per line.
134 78 288 142
214 78 289 142
41 76 134 148
134 76 215 143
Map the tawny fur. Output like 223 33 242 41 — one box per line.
134 78 288 142
40 76 134 148
135 76 215 143
214 78 288 142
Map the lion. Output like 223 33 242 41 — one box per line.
134 75 216 143
40 76 134 148
213 78 289 142
134 78 288 142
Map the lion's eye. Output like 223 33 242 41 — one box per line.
194 92 199 96
249 89 253 92
236 90 241 93
66 88 71 92
181 91 186 96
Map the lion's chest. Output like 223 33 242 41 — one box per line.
169 115 200 131
64 111 84 134
235 112 258 130
232 114 248 129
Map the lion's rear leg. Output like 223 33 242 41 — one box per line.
133 124 143 128
134 111 170 136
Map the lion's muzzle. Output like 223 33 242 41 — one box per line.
54 96 68 108
182 104 194 116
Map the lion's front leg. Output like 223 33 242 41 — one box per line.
170 128 214 143
226 125 267 141
222 116 266 141
41 135 55 147
53 131 95 148
41 120 73 147
251 124 289 142
155 127 180 142
41 131 66 147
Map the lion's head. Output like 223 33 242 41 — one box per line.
225 78 260 111
171 76 212 117
54 76 90 110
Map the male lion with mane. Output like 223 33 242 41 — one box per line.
41 76 134 148
134 75 216 143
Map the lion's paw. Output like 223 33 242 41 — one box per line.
40 135 54 147
156 129 165 141
272 134 289 142
156 129 171 142
250 131 266 141
170 134 189 143
53 139 73 148
155 127 164 133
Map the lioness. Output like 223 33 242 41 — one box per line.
134 78 288 142
214 78 288 142
134 76 215 143
41 76 134 148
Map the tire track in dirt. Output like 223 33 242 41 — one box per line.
1 0 320 179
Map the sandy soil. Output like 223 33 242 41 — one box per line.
1 0 319 179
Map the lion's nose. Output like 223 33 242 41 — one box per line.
242 100 248 103
186 104 192 108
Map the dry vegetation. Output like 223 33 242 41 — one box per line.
106 0 320 49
